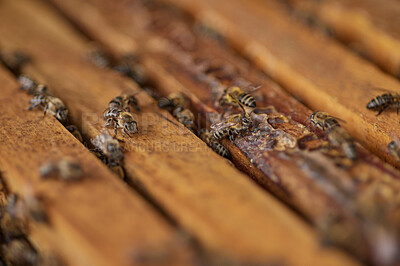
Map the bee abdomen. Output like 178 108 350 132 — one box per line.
366 94 394 109
213 128 229 140
211 142 231 159
158 97 173 109
239 93 256 108
325 118 340 129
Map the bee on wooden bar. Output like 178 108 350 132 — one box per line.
219 85 259 109
91 149 125 180
388 140 400 161
106 111 140 137
305 111 342 131
158 92 187 111
108 94 140 113
92 129 124 164
366 93 400 115
199 129 231 159
172 107 196 133
2 239 38 266
39 157 83 181
27 94 68 122
328 127 357 161
66 125 83 143
211 111 252 141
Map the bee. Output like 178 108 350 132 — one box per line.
2 239 38 266
327 127 357 160
366 93 400 115
199 129 231 159
107 94 140 113
219 86 258 109
388 140 400 161
39 158 83 181
211 112 252 141
172 107 196 133
27 95 68 122
0 50 30 75
91 149 125 180
305 111 341 131
65 125 83 143
92 129 124 164
106 111 140 137
158 92 187 111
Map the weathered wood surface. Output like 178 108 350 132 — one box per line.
282 0 400 78
164 0 400 170
0 0 360 265
46 0 400 264
0 66 190 265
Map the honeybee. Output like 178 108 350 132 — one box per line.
211 112 252 141
2 239 38 266
106 111 140 137
92 129 124 164
107 94 140 113
327 127 357 160
172 107 196 133
91 149 125 180
28 95 68 122
219 86 258 109
65 125 83 143
199 129 231 159
39 158 83 181
366 93 400 115
158 92 187 111
388 140 400 161
305 111 341 131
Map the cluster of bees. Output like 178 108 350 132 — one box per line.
90 94 143 180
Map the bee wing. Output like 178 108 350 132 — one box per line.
210 121 236 131
244 84 262 93
330 115 346 123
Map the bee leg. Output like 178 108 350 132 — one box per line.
27 101 41 111
43 104 48 116
397 102 399 114
134 121 141 136
114 123 118 137
377 105 389 115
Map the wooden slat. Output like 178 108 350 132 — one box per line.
0 0 359 264
283 0 400 78
0 66 189 265
45 0 400 264
164 0 400 170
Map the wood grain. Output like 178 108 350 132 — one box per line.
282 0 400 78
45 0 400 264
0 66 189 266
0 0 359 265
